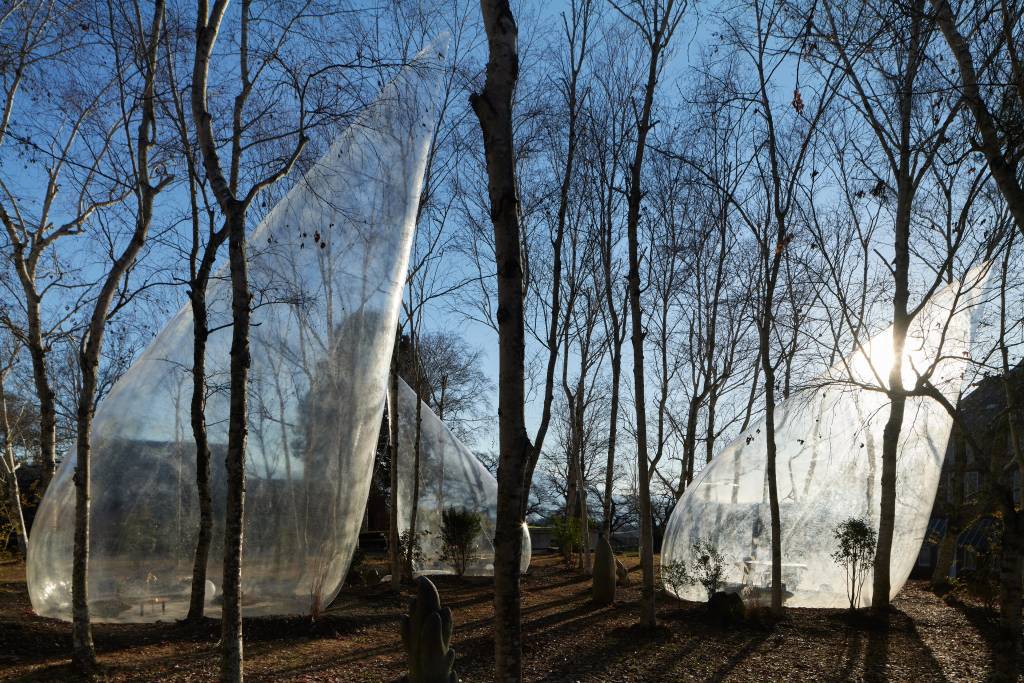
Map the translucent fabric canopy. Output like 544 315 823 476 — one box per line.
27 43 445 622
661 271 984 608
393 377 530 576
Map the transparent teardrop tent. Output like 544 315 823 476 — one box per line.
27 42 446 622
661 270 985 608
393 377 531 576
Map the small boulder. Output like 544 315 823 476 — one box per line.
592 535 617 605
615 559 630 587
707 591 745 625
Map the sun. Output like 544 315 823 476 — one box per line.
851 327 898 386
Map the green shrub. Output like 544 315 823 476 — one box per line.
440 507 483 576
830 517 877 610
661 538 725 601
552 516 582 568
661 559 692 599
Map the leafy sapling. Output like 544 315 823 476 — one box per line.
691 538 726 600
661 559 693 599
831 517 877 610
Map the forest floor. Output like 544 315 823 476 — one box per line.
0 551 1017 682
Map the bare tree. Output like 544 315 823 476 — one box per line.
70 0 169 671
610 0 687 628
814 0 967 613
654 0 840 615
736 0 831 616
387 10 484 585
991 231 1024 656
0 333 28 556
156 5 230 621
469 0 533 677
388 331 403 591
643 147 688 506
467 0 598 673
0 1 127 492
560 226 606 575
682 94 754 478
930 0 1024 235
585 39 634 535
645 112 752 502
190 1 312 677
414 332 493 437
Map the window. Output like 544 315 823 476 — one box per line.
1014 469 1021 507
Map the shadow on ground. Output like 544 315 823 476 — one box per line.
0 554 1009 681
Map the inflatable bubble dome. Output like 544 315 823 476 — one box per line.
26 41 446 622
393 377 530 576
661 271 983 608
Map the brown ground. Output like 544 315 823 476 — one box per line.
0 552 1017 682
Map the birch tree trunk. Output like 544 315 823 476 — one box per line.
756 309 784 614
219 206 249 682
72 3 167 671
167 43 230 619
871 39 919 608
25 310 57 490
4 209 70 495
184 208 228 620
190 2 306 676
470 2 531 677
187 274 217 621
406 340 424 579
871 197 911 614
0 4 118 497
603 336 623 536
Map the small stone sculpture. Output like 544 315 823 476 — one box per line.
401 576 458 683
